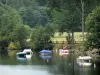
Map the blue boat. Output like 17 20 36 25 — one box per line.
16 52 26 60
39 49 52 61
39 49 52 53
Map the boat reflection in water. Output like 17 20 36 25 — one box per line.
39 49 52 64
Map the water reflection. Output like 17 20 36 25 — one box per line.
0 53 99 75
39 55 52 65
49 54 75 75
0 65 48 75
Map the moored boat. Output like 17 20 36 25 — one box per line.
16 52 26 60
76 56 92 66
39 49 52 56
39 49 52 63
23 49 33 59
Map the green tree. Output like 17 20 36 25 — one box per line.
31 25 55 51
44 0 100 48
1 0 49 27
10 24 29 49
85 6 100 50
19 7 49 27
0 3 21 52
1 0 37 9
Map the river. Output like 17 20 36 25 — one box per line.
0 52 99 75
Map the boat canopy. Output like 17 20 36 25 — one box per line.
16 52 26 55
39 49 52 53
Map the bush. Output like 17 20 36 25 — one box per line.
8 42 17 50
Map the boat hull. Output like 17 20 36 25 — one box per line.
16 57 26 61
78 62 92 66
26 55 32 59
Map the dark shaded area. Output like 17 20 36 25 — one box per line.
0 40 9 54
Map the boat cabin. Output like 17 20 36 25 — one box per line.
23 49 33 58
16 52 26 58
23 49 33 55
77 56 92 66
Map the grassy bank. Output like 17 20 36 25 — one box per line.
51 32 86 43
51 32 86 50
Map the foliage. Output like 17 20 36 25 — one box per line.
0 3 21 38
5 0 37 9
9 24 29 49
85 6 100 50
0 3 21 51
19 7 49 27
8 42 17 50
0 0 100 52
31 25 55 51
44 0 100 32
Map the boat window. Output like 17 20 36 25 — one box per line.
84 59 91 62
26 52 30 55
18 54 26 58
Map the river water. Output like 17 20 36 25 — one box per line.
0 53 99 75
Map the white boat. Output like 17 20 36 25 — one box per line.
23 49 33 59
16 52 26 60
76 56 92 66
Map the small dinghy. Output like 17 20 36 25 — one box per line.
76 56 92 66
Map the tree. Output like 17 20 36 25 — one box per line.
0 0 49 27
1 0 37 9
10 24 29 49
0 3 21 52
51 8 80 47
44 0 100 48
19 7 49 27
85 5 100 50
31 24 55 51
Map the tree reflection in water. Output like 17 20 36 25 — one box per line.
48 54 74 75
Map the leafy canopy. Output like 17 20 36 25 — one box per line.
85 5 100 49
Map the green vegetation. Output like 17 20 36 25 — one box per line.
8 42 17 50
51 32 86 43
31 24 55 51
0 0 100 53
85 5 100 50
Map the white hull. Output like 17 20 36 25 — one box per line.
78 62 92 66
77 56 92 67
26 55 32 59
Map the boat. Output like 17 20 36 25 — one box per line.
39 49 52 63
23 49 33 59
59 49 69 56
76 56 92 66
39 49 52 56
16 52 26 60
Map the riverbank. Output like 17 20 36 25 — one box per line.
53 42 100 58
86 49 100 57
52 32 100 58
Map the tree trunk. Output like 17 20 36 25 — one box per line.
81 0 84 41
71 31 74 46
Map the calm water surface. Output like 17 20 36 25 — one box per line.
0 53 99 75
